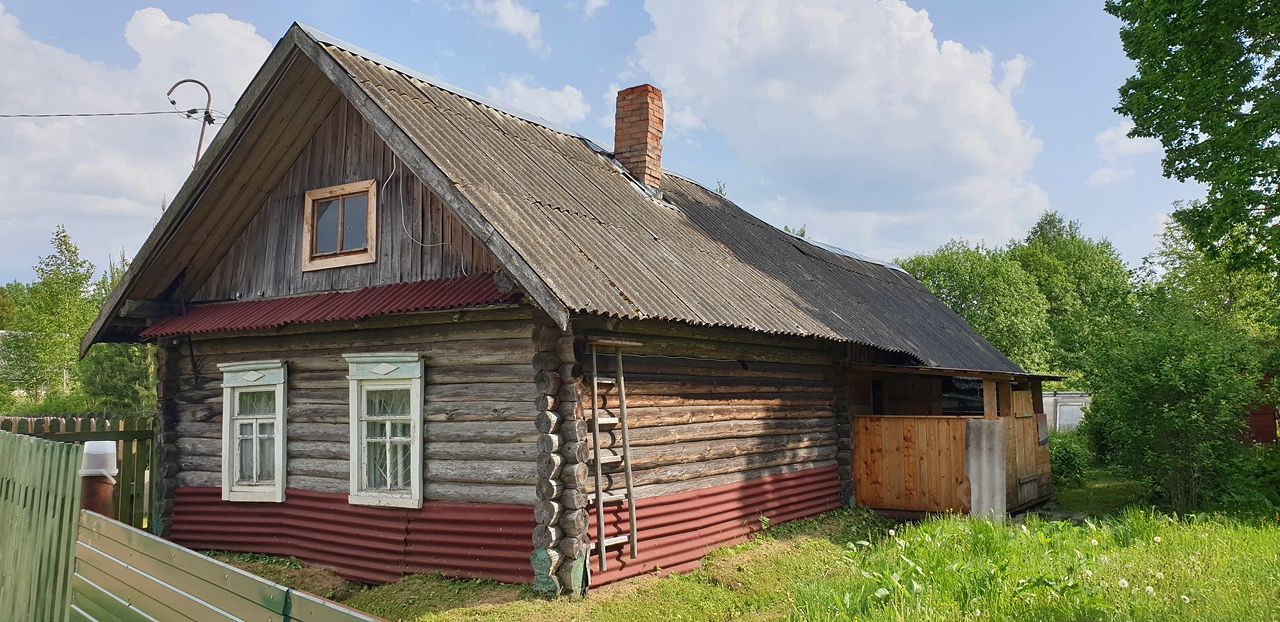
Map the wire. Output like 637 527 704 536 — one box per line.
0 109 222 122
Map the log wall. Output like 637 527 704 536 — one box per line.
193 98 500 302
160 307 539 508
566 319 843 585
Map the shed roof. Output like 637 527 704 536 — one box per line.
84 24 1025 376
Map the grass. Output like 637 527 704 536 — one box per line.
1055 466 1150 516
211 470 1280 622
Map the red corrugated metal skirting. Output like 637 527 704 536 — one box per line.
588 466 841 586
169 488 535 584
142 273 516 339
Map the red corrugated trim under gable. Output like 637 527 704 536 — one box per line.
141 273 516 339
589 465 841 587
169 488 535 584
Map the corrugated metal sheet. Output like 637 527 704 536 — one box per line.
314 34 1024 375
142 273 515 339
588 466 841 586
169 488 534 584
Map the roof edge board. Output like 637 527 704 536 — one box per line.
291 25 571 329
80 30 306 357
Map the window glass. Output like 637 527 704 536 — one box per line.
237 390 275 417
362 387 412 492
314 199 339 254
942 377 984 416
342 194 368 252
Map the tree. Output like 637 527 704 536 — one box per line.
0 282 22 329
1144 212 1279 342
1007 212 1134 386
900 241 1053 374
783 224 808 238
81 252 156 415
1106 0 1280 270
0 226 97 395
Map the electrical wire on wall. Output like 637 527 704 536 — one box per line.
387 156 469 276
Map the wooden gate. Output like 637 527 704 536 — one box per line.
1005 390 1051 510
0 416 155 530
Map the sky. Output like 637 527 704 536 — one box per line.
0 0 1200 284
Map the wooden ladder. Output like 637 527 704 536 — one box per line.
587 337 640 572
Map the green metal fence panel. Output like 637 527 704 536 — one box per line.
71 512 382 622
0 430 84 622
0 416 155 531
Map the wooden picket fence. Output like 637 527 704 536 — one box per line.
0 430 84 622
0 415 155 530
72 512 382 621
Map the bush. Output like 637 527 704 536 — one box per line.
1048 431 1093 487
1084 288 1265 512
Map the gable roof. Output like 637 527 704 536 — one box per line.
84 24 1024 376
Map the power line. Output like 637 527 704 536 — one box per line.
0 109 224 122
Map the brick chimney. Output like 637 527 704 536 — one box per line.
614 84 664 188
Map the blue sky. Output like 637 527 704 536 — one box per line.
0 1 1198 283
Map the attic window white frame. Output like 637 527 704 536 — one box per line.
218 360 287 503
302 180 378 272
344 353 424 509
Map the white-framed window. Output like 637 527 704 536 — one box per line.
343 353 423 508
217 360 287 503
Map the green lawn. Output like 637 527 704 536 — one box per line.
1054 466 1150 516
213 500 1280 621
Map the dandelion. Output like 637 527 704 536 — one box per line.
1145 586 1155 595
1118 578 1130 589
889 529 896 537
1155 572 1164 580
1091 538 1099 546
1181 595 1191 604
1154 536 1162 543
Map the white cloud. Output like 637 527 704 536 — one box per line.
485 76 590 126
634 0 1048 259
1087 120 1161 186
0 6 270 281
583 0 609 17
470 0 544 51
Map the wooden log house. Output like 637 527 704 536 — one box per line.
83 24 1053 595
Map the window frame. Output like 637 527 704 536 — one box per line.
344 353 423 508
218 360 287 503
301 180 378 272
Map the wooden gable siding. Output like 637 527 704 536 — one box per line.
194 99 500 302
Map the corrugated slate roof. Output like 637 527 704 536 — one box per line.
141 274 514 338
315 35 1024 374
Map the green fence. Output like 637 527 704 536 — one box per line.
0 416 155 530
72 512 382 621
0 430 84 622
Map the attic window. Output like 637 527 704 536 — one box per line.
302 180 377 271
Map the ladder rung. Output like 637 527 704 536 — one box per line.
592 535 629 550
587 337 643 348
593 453 623 465
594 416 620 426
594 376 616 384
591 491 628 504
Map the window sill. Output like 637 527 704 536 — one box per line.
224 488 284 503
348 492 421 509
